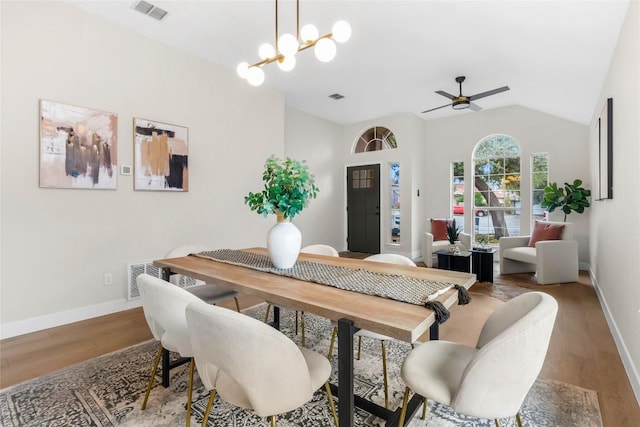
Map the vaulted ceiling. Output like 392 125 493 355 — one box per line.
70 0 630 125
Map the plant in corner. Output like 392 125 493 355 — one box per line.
245 156 319 268
541 179 591 222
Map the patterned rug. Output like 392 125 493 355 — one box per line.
0 305 602 427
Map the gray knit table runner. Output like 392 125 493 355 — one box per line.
192 249 471 323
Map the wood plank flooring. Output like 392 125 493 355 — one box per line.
1 263 638 426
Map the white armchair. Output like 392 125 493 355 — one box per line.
499 221 578 285
422 219 471 268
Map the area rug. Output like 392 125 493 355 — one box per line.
0 305 602 427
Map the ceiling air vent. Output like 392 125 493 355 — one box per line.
133 0 168 21
329 93 345 100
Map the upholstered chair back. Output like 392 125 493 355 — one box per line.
301 244 340 257
138 273 200 357
364 253 417 266
185 300 316 417
452 292 558 419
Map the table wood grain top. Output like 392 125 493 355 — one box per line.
154 247 476 343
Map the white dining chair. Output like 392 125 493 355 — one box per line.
185 299 339 427
166 245 240 312
264 244 339 347
398 291 558 427
138 273 202 427
328 253 417 409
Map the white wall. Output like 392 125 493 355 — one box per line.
423 105 591 263
284 108 345 251
0 1 284 336
589 0 640 401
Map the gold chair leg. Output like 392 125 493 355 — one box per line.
357 335 362 360
421 397 427 419
234 297 241 313
381 340 389 409
270 415 276 427
516 412 523 427
201 389 216 427
495 419 501 427
264 304 271 323
398 387 411 427
141 342 163 410
328 327 337 360
301 312 306 348
324 381 339 427
186 358 195 427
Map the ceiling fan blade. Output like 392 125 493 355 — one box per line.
435 90 456 100
469 86 510 101
421 103 451 113
469 102 482 112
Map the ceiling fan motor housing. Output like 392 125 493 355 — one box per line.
452 96 470 110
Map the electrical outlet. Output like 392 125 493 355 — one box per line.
104 273 113 286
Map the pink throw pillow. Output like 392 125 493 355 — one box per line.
528 221 565 247
430 219 449 241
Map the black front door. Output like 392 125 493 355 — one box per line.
347 164 380 254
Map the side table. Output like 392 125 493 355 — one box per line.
434 249 471 273
470 248 496 283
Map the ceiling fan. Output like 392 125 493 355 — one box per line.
422 76 509 113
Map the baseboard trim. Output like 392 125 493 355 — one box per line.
589 267 640 405
0 299 142 340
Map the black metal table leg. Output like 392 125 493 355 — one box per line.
430 322 439 341
273 306 280 330
338 318 355 427
162 348 170 387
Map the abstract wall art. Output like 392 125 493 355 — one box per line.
133 118 189 191
39 100 118 189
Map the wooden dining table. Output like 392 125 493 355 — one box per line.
153 247 476 427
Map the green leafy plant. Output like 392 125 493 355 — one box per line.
446 219 460 244
244 156 319 220
541 179 591 222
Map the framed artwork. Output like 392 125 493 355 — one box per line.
39 99 117 189
597 98 613 200
133 118 189 191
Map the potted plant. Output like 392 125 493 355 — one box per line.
541 179 591 222
245 156 319 268
446 219 460 253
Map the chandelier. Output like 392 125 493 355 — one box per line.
237 0 351 86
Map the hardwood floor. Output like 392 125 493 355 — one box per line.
1 263 638 426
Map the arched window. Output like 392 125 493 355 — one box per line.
354 127 397 153
473 134 521 243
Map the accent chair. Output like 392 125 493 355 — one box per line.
499 221 578 284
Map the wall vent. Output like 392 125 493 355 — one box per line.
127 260 202 300
127 260 162 300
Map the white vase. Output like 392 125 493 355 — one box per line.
267 212 301 269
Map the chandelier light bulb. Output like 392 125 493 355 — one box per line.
332 20 351 43
278 33 299 57
258 43 276 60
236 62 250 79
300 24 319 43
246 66 265 86
315 37 337 62
277 55 296 72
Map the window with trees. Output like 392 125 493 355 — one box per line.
451 161 465 232
390 162 400 243
473 135 521 243
531 153 549 223
354 127 397 153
